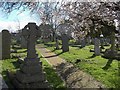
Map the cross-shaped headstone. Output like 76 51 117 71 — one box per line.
22 23 41 58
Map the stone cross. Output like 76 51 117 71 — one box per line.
22 23 41 58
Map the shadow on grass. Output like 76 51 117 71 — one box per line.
12 46 22 50
44 43 55 47
71 45 81 48
11 61 20 69
55 62 77 81
102 59 113 70
43 52 64 58
44 67 66 88
86 54 96 59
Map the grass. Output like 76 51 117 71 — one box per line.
41 41 120 88
37 50 66 88
0 46 65 89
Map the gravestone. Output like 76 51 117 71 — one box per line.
81 38 86 48
13 23 50 88
2 30 11 59
15 32 21 45
86 36 91 45
61 34 69 52
0 33 2 60
94 38 100 56
57 23 74 52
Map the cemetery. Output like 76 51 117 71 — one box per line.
0 1 120 89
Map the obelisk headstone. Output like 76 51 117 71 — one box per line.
2 30 11 59
13 23 50 88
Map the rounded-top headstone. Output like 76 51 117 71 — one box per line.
2 30 11 59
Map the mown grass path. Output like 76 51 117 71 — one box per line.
36 44 105 88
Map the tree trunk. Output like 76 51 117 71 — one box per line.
110 31 116 51
55 38 59 50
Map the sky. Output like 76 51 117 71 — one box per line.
0 6 41 33
0 1 119 33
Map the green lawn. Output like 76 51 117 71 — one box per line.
0 46 65 89
37 50 65 88
42 41 120 88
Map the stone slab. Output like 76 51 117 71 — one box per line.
2 30 11 59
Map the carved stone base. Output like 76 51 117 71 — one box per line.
12 57 50 88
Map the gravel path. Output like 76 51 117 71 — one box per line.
36 45 105 89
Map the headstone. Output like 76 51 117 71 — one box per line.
62 34 69 52
13 23 50 88
94 38 100 56
81 38 86 48
21 36 27 48
15 32 21 45
56 23 74 52
0 33 2 60
2 30 11 59
86 36 91 45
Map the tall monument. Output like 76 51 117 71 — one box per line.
13 23 50 88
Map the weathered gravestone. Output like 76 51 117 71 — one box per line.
57 23 74 52
61 34 69 52
15 32 21 45
94 38 100 56
0 33 2 60
12 23 50 88
2 30 11 59
81 38 86 48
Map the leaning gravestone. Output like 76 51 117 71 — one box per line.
2 30 11 59
0 33 2 60
12 23 50 88
94 38 100 56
